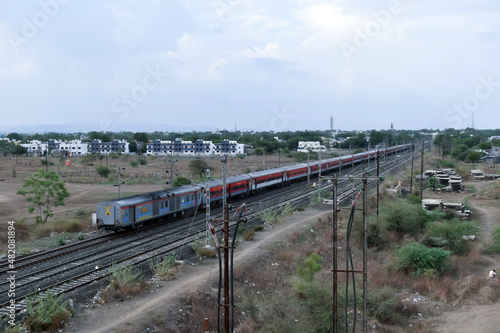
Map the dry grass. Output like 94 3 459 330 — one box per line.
466 247 484 266
412 276 456 303
100 281 149 303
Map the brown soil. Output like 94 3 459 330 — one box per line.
65 209 332 333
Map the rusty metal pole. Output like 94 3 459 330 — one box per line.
333 176 338 333
362 174 368 333
204 318 209 333
420 142 424 204
410 144 415 194
221 155 230 333
376 150 380 218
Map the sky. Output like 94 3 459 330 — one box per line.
0 0 499 133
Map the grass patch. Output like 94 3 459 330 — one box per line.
100 263 146 302
148 255 179 280
24 289 72 332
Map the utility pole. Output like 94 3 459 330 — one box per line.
114 168 125 198
420 142 424 203
166 159 178 187
410 144 415 194
222 155 230 333
376 150 380 218
332 176 338 333
205 169 211 246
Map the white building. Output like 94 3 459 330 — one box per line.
297 141 327 153
59 140 89 156
21 140 48 156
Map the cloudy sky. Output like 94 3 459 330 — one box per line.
0 0 498 133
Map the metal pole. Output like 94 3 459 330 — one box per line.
333 176 338 333
362 175 368 333
221 155 230 333
318 152 322 196
410 144 415 194
118 169 121 198
376 150 380 218
420 142 424 203
206 169 211 246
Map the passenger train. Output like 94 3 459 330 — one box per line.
96 144 411 231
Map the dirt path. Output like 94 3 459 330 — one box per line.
65 209 331 333
430 181 500 332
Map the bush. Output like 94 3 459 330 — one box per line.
109 263 143 288
423 219 479 254
242 228 255 241
95 165 112 178
396 242 451 277
379 199 428 238
25 289 71 332
130 160 138 167
149 255 178 280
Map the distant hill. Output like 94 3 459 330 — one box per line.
0 123 217 134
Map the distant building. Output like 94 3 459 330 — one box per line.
88 139 129 154
297 141 327 153
485 146 500 164
146 138 244 156
21 140 48 156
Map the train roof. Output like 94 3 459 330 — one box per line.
248 167 286 177
282 163 308 171
200 174 252 188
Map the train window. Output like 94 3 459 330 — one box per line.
181 196 186 204
165 200 168 208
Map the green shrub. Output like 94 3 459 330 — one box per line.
149 255 178 280
96 165 112 178
423 219 479 254
109 263 143 288
56 235 66 246
379 199 428 237
396 242 450 277
25 289 71 332
130 160 138 167
297 253 322 282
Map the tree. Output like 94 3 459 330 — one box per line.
17 170 70 223
133 132 148 143
466 151 481 164
189 158 209 175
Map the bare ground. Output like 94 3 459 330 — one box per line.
65 209 332 333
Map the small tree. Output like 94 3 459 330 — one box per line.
17 170 70 223
173 176 192 187
189 158 209 175
466 151 481 164
96 165 112 178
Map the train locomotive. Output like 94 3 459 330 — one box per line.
96 144 411 231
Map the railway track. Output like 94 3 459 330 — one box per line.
0 148 416 318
